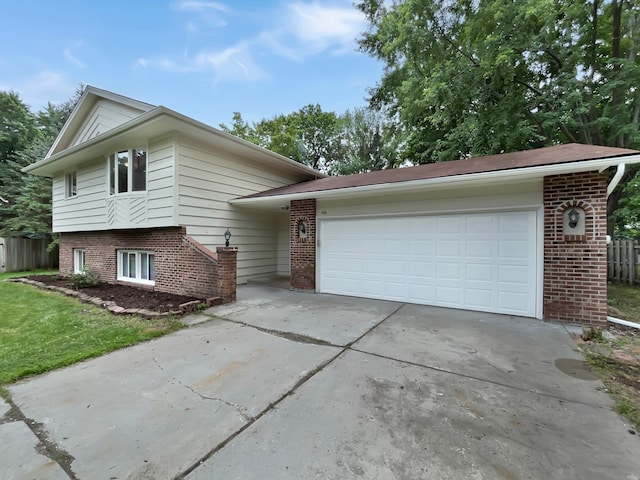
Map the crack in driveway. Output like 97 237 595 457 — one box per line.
151 356 252 423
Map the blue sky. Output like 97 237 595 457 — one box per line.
0 0 382 127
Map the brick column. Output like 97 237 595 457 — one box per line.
543 171 608 325
290 198 316 290
216 246 237 302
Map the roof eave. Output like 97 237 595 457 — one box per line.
230 154 640 206
25 106 326 179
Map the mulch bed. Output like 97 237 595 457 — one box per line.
24 275 200 314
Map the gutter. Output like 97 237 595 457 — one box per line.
606 162 626 198
608 315 640 331
230 153 640 205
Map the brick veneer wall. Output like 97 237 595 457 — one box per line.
290 199 316 290
59 227 237 301
543 171 608 325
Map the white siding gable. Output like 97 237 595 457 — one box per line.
70 99 143 148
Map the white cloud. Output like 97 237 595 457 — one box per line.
171 1 229 12
136 42 266 83
138 1 364 83
284 1 366 54
63 47 85 69
5 70 76 110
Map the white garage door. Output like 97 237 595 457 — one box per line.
319 211 538 317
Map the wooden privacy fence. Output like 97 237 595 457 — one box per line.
0 237 57 273
607 238 640 284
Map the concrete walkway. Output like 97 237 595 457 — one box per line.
2 282 639 479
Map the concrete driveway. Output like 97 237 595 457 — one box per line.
2 281 639 480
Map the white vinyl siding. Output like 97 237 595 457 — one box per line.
52 138 178 233
70 100 145 148
53 159 109 232
175 137 308 283
147 138 176 224
276 214 290 276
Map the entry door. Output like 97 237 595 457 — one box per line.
318 211 537 317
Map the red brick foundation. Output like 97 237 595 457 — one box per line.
59 227 237 302
543 171 608 325
290 199 316 290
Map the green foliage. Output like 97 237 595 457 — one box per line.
0 86 82 241
68 268 100 289
220 105 402 174
356 0 640 159
0 274 181 384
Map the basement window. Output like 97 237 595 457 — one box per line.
117 250 155 285
73 249 85 273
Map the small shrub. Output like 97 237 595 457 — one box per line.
68 269 100 289
581 326 604 342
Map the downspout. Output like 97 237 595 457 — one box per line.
607 162 626 198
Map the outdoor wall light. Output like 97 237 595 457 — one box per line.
568 208 580 228
224 228 231 247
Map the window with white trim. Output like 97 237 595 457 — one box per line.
66 171 77 198
117 250 155 285
73 249 85 273
108 148 147 195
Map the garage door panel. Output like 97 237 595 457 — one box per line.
437 240 462 256
469 217 497 235
465 288 495 309
319 211 537 317
499 214 529 233
466 263 493 281
466 240 494 258
498 265 528 284
499 240 530 258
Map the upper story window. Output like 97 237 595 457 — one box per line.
108 148 147 195
66 171 77 198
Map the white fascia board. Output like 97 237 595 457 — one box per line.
230 154 640 206
25 106 325 179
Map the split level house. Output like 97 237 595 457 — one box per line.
25 86 640 325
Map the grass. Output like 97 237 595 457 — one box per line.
578 282 640 430
0 269 182 385
585 352 640 430
607 282 640 323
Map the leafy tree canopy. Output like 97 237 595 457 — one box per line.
357 0 640 161
220 105 402 174
1 88 81 239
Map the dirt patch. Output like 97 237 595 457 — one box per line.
25 275 200 314
573 326 640 431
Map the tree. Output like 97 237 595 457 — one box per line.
2 89 81 240
221 105 346 173
0 91 37 228
357 0 640 230
332 107 403 175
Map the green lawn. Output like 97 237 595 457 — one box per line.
607 282 640 323
0 270 182 384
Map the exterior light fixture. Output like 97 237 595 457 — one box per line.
224 228 231 247
568 208 579 228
